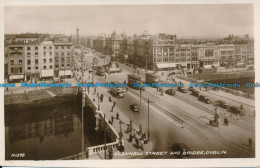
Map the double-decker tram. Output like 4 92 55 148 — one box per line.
128 74 142 89
111 81 126 98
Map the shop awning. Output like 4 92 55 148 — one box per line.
9 75 24 80
175 63 187 67
41 69 54 77
156 63 176 69
203 65 212 69
59 70 72 76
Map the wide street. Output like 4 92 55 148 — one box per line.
73 46 255 158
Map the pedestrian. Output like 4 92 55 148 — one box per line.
248 138 253 147
129 132 133 142
100 95 103 102
127 124 130 133
135 138 139 148
142 133 146 140
110 106 114 112
140 139 144 151
111 115 114 123
116 112 119 119
113 101 116 107
109 96 112 102
130 118 133 127
240 104 244 111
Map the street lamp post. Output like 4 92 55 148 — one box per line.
147 98 152 140
104 114 107 159
139 89 142 134
97 95 100 110
82 93 86 159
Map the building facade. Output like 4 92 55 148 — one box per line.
8 42 25 82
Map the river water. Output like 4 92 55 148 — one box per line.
5 99 84 160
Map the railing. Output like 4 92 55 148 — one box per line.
84 92 122 157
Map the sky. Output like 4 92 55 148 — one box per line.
4 4 254 37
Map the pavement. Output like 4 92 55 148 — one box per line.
85 86 154 159
175 78 255 108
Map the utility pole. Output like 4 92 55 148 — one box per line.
81 93 85 159
92 65 94 84
147 98 151 140
139 89 142 134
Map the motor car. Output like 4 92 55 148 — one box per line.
177 87 187 93
188 86 194 91
130 104 139 112
198 95 211 104
215 100 229 109
228 106 245 116
191 90 200 97
171 143 190 157
166 88 176 96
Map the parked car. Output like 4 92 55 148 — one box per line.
228 106 245 116
130 104 139 112
188 86 194 91
171 143 190 157
198 95 211 104
191 90 200 97
215 100 229 109
177 87 187 93
166 88 176 96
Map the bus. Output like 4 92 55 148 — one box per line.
128 74 141 89
111 81 126 98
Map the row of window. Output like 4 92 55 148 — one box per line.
27 64 71 70
26 51 71 56
11 57 70 65
153 58 192 62
10 60 22 65
55 46 71 49
26 46 71 50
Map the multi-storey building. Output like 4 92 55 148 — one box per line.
8 41 25 82
120 37 134 61
133 32 177 70
234 44 248 62
198 44 219 68
105 31 124 56
191 45 199 68
24 41 40 81
219 44 235 66
53 37 73 78
15 34 40 43
93 34 106 53
39 41 54 80
175 44 191 69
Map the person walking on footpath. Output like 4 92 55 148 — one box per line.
116 112 119 119
240 104 244 111
248 138 253 147
140 139 144 151
129 132 133 142
135 138 139 148
113 101 116 107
